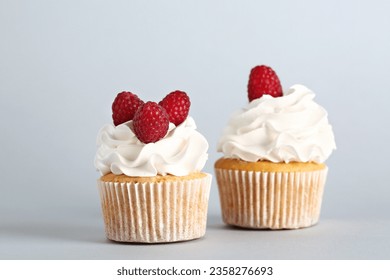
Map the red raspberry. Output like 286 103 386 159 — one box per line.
159 90 190 126
133 102 170 144
247 65 283 102
112 91 144 126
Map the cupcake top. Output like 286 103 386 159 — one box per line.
95 91 208 177
217 65 336 164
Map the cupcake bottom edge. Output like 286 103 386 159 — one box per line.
97 174 211 243
215 168 327 230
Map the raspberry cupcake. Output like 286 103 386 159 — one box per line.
95 91 211 243
215 65 336 229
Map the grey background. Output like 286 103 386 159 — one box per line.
1 0 389 259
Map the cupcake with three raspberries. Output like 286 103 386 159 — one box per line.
95 90 211 243
215 65 336 229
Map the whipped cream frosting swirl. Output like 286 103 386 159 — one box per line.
95 116 208 177
217 84 336 163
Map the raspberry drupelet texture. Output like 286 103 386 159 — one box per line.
159 90 190 126
247 65 283 101
133 101 170 144
112 91 144 126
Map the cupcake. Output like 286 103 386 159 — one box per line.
215 65 336 229
95 90 211 243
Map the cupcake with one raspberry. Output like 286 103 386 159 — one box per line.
95 90 211 243
215 65 336 229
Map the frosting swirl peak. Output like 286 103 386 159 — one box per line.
95 116 208 177
217 84 336 163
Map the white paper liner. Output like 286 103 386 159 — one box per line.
97 174 211 243
215 168 328 229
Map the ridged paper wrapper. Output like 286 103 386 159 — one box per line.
215 168 327 229
97 174 211 243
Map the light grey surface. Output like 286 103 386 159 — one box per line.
1 0 390 259
1 210 389 260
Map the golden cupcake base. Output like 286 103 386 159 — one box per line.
98 172 211 243
215 158 328 229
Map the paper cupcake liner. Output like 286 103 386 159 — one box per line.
215 168 328 229
97 174 211 243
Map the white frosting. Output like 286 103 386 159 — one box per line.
217 84 336 163
95 116 208 177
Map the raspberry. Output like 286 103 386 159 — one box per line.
112 91 144 126
247 65 283 101
133 102 170 144
159 90 190 126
